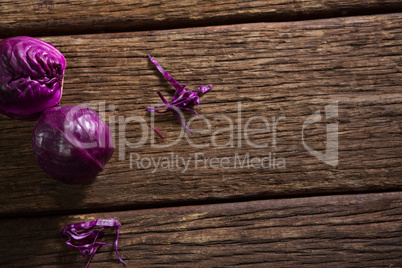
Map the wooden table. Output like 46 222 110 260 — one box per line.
1 1 401 267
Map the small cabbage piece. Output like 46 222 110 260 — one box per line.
198 84 213 94
0 36 66 120
146 55 212 134
32 106 114 184
60 218 126 268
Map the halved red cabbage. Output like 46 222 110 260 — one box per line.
0 36 66 120
32 106 113 184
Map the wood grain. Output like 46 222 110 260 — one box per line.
1 192 401 267
0 14 401 216
0 0 402 37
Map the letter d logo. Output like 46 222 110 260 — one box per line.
302 101 338 167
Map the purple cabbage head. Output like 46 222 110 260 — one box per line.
0 36 66 120
32 106 114 184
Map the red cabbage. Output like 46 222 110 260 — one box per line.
32 106 113 184
60 218 126 267
146 55 212 134
0 36 66 120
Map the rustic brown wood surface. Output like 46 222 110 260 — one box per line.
0 0 401 37
1 192 401 267
0 0 401 266
0 14 401 216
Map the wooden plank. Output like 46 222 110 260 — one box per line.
0 14 401 216
1 192 401 267
0 0 402 37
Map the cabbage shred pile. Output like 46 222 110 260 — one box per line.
146 55 212 134
60 218 126 267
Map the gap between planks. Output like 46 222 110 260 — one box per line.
2 189 402 220
0 1 402 37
